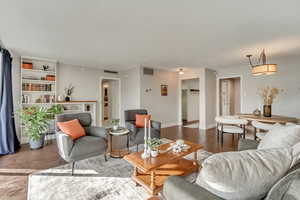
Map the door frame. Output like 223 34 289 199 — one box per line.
178 76 200 126
216 75 243 116
99 76 122 126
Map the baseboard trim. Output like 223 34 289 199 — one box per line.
162 122 180 128
206 123 216 129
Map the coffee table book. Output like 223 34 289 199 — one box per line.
124 140 203 195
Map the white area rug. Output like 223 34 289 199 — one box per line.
28 141 213 200
184 123 199 128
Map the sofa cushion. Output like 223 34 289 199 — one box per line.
258 124 300 149
57 119 86 140
70 136 106 160
135 114 151 128
196 147 297 200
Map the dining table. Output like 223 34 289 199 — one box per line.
237 113 298 124
236 113 298 140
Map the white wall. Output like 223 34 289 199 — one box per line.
216 59 300 118
140 68 179 127
120 67 141 123
204 69 217 129
57 64 120 125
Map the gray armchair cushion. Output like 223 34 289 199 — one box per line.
85 126 107 140
124 109 147 122
125 121 136 133
56 113 92 131
133 128 160 145
55 113 107 163
69 136 107 162
164 176 223 200
56 131 74 161
238 139 259 151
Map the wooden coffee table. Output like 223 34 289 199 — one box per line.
124 140 203 195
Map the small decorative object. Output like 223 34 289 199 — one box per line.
170 140 190 153
161 84 168 96
246 49 278 76
64 84 74 102
258 86 283 117
86 105 91 111
57 95 64 102
147 138 162 157
42 65 49 71
46 75 55 81
141 119 151 159
111 119 120 131
22 62 33 69
253 108 261 116
263 105 272 117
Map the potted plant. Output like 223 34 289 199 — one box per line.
147 138 162 157
64 84 74 102
258 86 283 117
47 104 64 131
111 119 120 131
18 107 50 149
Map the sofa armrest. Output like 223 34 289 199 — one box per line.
85 126 107 140
163 176 223 200
151 120 161 130
56 131 74 161
238 139 259 151
125 121 137 133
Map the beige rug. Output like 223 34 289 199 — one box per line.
28 141 212 200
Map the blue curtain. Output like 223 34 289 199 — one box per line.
0 48 20 155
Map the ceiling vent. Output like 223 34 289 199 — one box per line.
143 67 154 76
104 70 118 74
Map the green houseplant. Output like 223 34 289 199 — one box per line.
111 118 120 131
18 107 49 149
18 105 64 149
147 138 162 157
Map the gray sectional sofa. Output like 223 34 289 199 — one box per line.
163 139 300 200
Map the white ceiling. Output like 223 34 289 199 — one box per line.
1 0 300 71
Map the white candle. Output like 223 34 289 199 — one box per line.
148 120 151 140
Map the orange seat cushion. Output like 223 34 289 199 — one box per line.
57 119 86 140
136 114 151 128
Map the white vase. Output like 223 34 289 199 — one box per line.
112 125 118 131
151 150 158 157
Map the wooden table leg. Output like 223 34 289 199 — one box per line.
193 151 198 171
134 167 140 186
150 171 156 194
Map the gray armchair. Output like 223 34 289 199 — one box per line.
163 139 300 200
55 113 107 175
124 109 161 151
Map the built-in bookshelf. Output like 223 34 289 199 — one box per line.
20 56 58 143
20 56 98 144
21 56 57 105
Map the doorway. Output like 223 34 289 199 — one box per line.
218 77 241 116
100 78 121 126
181 78 200 126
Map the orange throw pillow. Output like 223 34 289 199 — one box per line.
57 119 86 140
136 114 151 128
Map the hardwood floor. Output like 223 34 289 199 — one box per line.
0 126 243 200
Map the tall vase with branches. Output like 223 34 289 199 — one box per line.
258 86 282 117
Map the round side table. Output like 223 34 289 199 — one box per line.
107 127 130 158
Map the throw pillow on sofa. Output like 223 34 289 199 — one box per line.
258 124 300 149
196 145 300 200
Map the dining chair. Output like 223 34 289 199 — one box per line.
215 116 248 145
251 121 275 140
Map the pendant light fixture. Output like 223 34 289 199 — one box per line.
178 68 184 75
246 49 277 76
